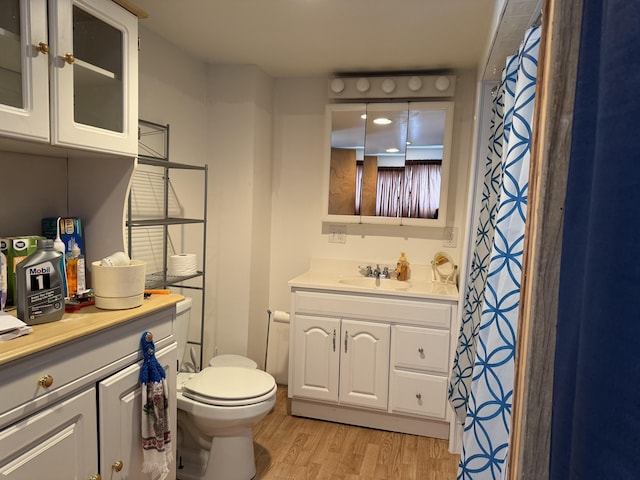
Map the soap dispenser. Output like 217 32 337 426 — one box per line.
396 252 410 281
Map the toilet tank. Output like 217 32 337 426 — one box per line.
174 297 192 371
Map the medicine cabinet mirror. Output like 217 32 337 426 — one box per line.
323 101 454 226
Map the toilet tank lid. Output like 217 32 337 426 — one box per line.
209 354 257 368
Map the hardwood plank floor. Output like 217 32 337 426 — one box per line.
253 385 459 479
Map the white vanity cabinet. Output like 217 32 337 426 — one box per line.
0 0 138 156
289 287 457 441
292 314 390 410
0 299 178 479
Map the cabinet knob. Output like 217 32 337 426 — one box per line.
112 460 124 472
36 42 49 54
418 347 425 355
63 53 75 65
38 374 54 388
416 393 422 400
88 475 101 480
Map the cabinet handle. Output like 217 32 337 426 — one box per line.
344 330 348 353
63 53 75 64
88 475 101 480
112 460 124 472
36 42 49 54
332 329 336 352
38 374 54 388
416 393 422 400
418 347 425 355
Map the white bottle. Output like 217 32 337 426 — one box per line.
53 217 69 298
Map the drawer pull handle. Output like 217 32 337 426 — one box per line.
416 393 422 400
38 375 54 388
418 347 425 355
344 330 348 353
112 460 124 472
332 329 336 352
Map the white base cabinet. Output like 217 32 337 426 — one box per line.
99 343 177 480
0 305 177 479
0 387 98 479
289 288 457 444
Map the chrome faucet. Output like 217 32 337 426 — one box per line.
359 264 390 278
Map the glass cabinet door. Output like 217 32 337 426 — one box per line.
0 0 23 109
72 5 124 133
51 0 138 156
0 0 49 142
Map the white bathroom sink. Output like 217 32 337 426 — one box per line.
338 277 414 292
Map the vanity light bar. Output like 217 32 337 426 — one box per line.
328 74 456 100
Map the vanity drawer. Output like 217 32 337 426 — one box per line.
294 290 451 328
390 369 448 419
0 307 173 428
393 325 450 374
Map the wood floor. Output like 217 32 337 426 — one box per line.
252 385 460 479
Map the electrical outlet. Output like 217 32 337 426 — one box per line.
443 227 457 248
328 225 347 244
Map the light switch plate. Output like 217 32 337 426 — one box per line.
328 225 347 244
443 227 457 248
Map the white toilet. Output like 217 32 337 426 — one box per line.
174 298 277 480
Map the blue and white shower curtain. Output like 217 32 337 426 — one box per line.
448 25 541 480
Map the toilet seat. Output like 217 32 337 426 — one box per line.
182 366 276 407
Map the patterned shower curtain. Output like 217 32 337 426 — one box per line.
448 25 541 479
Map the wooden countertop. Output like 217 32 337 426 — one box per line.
0 294 183 367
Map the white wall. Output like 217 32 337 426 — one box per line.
205 65 274 364
138 27 211 362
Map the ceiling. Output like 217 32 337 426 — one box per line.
132 0 501 78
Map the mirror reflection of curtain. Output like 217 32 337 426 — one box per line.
402 161 441 218
375 168 403 216
374 162 441 218
355 163 363 215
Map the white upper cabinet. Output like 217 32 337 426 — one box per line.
0 0 138 156
0 0 49 142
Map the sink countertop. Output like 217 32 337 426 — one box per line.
0 293 184 367
289 270 458 301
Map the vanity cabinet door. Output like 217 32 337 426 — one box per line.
291 314 340 403
98 343 177 480
339 319 390 410
0 387 99 479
